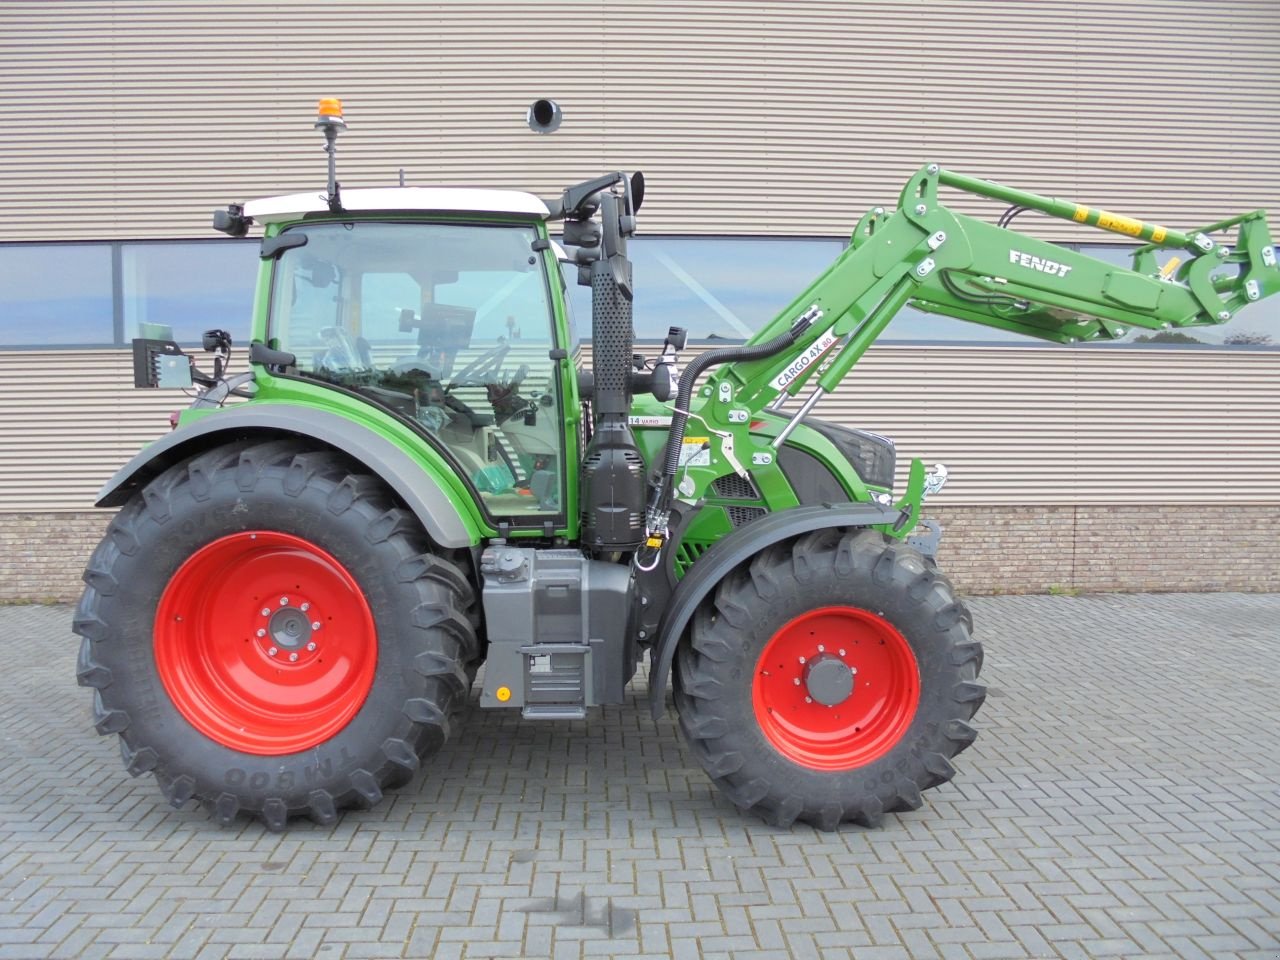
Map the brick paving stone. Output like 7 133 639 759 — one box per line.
0 595 1277 958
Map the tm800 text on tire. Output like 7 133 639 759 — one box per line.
674 528 984 830
73 440 478 830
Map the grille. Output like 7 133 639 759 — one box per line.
725 505 766 528
711 473 759 499
589 264 634 414
674 539 711 576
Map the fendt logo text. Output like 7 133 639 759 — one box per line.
1008 250 1072 278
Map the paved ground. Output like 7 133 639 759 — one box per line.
0 595 1277 960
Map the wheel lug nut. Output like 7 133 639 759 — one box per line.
817 644 825 653
256 628 266 638
798 656 806 664
839 649 846 657
279 596 289 606
793 678 801 685
300 602 310 612
289 652 299 662
261 607 271 617
306 642 316 652
268 646 278 656
805 696 813 704
312 621 322 631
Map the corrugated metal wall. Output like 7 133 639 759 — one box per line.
0 348 238 511
3 346 1276 511
1 2 1277 518
1 1 1277 241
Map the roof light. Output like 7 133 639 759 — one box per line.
316 98 346 128
315 98 346 211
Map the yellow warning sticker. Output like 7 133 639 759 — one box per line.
680 437 711 467
1097 211 1144 238
1073 205 1090 223
1151 225 1167 243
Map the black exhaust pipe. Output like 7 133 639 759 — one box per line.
579 188 646 551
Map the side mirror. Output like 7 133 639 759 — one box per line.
527 99 563 134
202 329 233 353
630 172 645 213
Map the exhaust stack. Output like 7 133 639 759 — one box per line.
527 101 646 551
579 183 646 551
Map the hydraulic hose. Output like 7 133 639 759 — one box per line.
659 330 800 478
644 309 818 533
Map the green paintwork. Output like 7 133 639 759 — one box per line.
725 164 1279 406
184 380 491 541
539 231 583 539
230 214 584 544
627 394 901 573
640 164 1280 552
893 458 928 535
209 165 1278 561
672 507 733 577
934 168 1193 248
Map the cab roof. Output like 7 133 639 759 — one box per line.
242 187 550 224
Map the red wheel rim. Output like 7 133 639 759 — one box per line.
154 531 377 755
752 606 920 771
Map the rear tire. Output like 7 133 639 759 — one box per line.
73 440 478 830
674 528 983 830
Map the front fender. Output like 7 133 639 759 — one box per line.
646 501 902 721
95 405 480 549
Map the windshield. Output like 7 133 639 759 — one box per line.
268 221 565 519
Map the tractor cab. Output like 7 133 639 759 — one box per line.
246 193 572 519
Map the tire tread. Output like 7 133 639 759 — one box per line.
674 527 984 831
72 438 479 831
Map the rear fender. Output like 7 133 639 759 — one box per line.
95 405 479 549
647 502 901 720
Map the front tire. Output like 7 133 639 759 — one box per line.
73 440 478 830
674 528 984 830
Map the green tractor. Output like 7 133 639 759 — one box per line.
75 99 1279 831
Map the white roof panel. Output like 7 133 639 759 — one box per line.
242 187 549 223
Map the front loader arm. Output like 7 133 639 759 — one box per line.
722 164 1280 413
639 164 1278 553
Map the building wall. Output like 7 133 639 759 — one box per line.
0 512 112 604
4 345 1276 513
0 1 1277 600
2 344 1276 601
7 505 1276 605
932 505 1280 595
2 1 1277 242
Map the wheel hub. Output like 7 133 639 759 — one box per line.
259 598 321 663
804 654 856 706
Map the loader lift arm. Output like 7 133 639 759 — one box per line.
722 164 1280 414
637 163 1279 554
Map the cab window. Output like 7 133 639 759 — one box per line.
269 221 565 520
